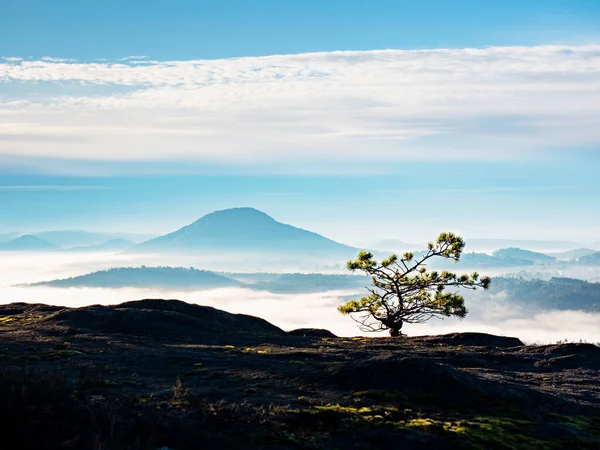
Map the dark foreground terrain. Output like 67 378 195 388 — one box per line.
0 299 599 450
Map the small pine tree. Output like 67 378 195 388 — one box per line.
339 232 491 337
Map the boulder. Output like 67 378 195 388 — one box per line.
288 328 337 338
40 299 285 341
419 332 523 348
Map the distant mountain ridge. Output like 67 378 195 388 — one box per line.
548 248 598 261
36 230 154 248
0 230 154 248
578 252 600 266
492 248 556 264
372 237 597 253
453 252 535 268
487 277 600 312
28 266 369 293
68 239 134 252
132 207 359 256
0 234 58 251
0 235 138 253
425 247 558 269
25 268 600 312
0 232 22 244
30 267 241 289
367 239 417 252
467 238 585 252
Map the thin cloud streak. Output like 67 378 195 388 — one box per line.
40 57 77 63
0 185 113 191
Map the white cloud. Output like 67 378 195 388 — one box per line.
1 46 599 168
2 283 600 344
40 56 77 63
119 55 149 61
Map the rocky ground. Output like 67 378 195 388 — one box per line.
0 299 599 449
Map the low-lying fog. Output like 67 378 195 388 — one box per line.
2 252 600 345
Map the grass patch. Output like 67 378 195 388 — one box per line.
44 349 81 360
291 403 600 449
0 315 40 325
170 378 189 407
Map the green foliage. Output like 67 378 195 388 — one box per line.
339 232 491 336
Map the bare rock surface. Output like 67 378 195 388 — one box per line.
0 299 598 449
39 298 286 342
417 332 524 348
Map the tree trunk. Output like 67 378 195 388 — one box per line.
389 320 403 337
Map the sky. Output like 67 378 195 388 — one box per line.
1 0 600 244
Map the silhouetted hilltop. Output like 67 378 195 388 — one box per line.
30 267 241 289
131 207 359 256
488 277 600 311
549 248 598 260
453 251 535 268
24 269 600 311
426 247 565 269
467 238 583 252
0 231 21 244
28 267 369 293
36 230 153 247
39 298 284 340
0 234 58 251
492 247 556 264
367 238 416 252
579 252 600 266
68 238 134 252
227 272 369 293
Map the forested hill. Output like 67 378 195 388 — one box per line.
30 267 241 289
24 267 600 312
28 267 369 293
579 252 600 266
489 277 600 312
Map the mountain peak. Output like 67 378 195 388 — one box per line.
13 234 55 245
132 207 356 256
0 234 58 251
16 234 42 241
195 207 276 223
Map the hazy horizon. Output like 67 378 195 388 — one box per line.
1 207 598 254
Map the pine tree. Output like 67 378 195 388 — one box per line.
339 232 491 336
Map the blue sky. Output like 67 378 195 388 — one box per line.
1 0 600 243
2 1 600 59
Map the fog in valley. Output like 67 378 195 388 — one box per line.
2 251 600 345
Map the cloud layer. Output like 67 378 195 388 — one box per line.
5 283 600 344
1 46 600 170
1 252 600 344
